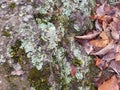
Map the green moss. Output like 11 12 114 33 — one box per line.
2 62 12 74
10 40 29 66
50 14 70 30
28 65 51 90
84 58 99 90
72 59 83 67
9 2 16 10
2 31 11 37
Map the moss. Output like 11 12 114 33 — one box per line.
72 59 83 67
50 14 70 30
84 58 99 90
9 2 16 10
28 65 51 90
2 31 11 37
2 62 12 74
10 40 29 67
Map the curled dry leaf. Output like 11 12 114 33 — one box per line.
96 1 107 16
92 40 115 55
74 31 100 39
98 75 119 90
95 20 102 31
109 61 120 75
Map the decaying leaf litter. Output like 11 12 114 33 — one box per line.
75 1 120 90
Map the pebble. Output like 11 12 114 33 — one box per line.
1 2 7 9
23 15 33 22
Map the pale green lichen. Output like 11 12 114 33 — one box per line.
38 21 60 49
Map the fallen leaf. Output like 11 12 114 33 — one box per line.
96 1 107 16
102 21 108 30
74 31 100 39
100 31 109 40
95 20 102 31
98 75 119 90
90 39 109 48
115 53 120 61
70 65 76 77
95 57 101 66
92 40 115 55
102 52 115 62
116 43 120 53
109 61 120 75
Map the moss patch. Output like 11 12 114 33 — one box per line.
2 31 11 37
9 2 16 10
28 65 51 90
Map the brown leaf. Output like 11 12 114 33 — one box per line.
98 75 119 90
100 31 109 40
109 61 120 75
96 1 107 16
111 30 119 40
75 31 100 39
95 57 101 66
116 43 120 53
92 40 115 55
95 20 102 31
102 21 108 30
115 53 120 61
102 52 115 62
90 39 109 48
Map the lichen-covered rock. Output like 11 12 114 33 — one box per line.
0 0 96 89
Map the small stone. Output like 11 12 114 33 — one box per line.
23 15 33 22
1 2 7 9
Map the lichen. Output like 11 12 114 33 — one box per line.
5 0 96 89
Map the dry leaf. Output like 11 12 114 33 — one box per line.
90 39 109 48
115 53 120 61
92 40 115 55
95 57 101 66
95 20 102 31
98 75 119 90
102 21 107 30
109 61 120 75
75 31 100 39
96 1 107 16
102 52 115 62
100 31 109 40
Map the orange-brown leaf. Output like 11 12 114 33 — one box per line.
102 21 108 30
98 76 119 90
90 39 109 48
95 57 101 66
100 31 109 40
115 53 120 61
